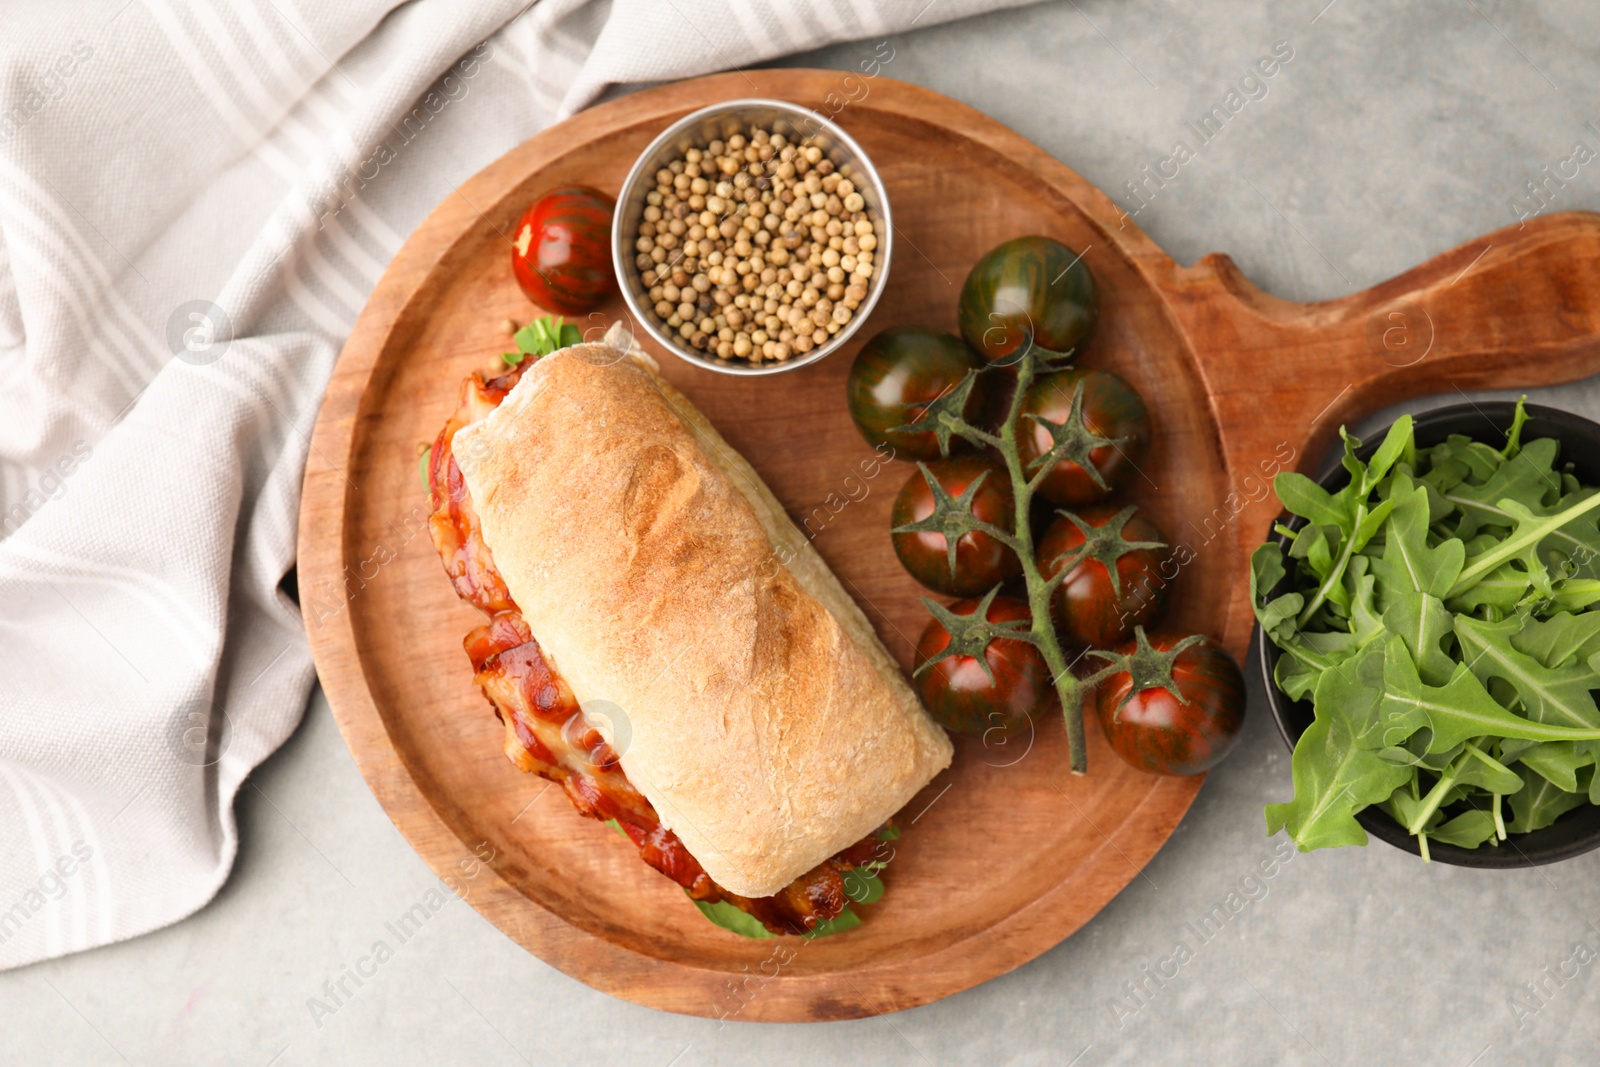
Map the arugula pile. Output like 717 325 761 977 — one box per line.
1252 399 1600 857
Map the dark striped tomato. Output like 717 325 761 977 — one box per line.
846 325 984 460
1017 367 1151 506
891 456 1020 596
958 236 1098 367
914 597 1050 739
511 186 618 314
1095 633 1244 776
1038 507 1169 648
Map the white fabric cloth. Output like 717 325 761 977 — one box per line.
0 0 1036 969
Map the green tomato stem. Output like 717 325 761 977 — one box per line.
999 347 1087 774
962 426 1006 451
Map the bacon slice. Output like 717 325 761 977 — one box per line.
428 358 872 935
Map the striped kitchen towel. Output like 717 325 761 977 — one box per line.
0 0 1038 969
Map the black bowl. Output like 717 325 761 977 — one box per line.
1256 400 1600 867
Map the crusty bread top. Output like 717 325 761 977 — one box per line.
453 338 952 898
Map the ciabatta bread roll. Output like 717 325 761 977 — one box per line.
454 333 951 898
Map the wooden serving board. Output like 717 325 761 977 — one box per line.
298 69 1600 1021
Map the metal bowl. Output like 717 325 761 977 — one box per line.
1257 400 1600 867
610 98 893 377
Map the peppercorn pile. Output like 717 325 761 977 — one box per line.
630 126 882 367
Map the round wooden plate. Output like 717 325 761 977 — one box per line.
299 69 1600 1021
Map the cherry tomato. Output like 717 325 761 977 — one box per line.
847 325 984 460
1095 633 1244 776
1038 507 1169 648
914 596 1052 738
1016 367 1151 506
891 456 1021 596
958 236 1098 368
511 186 618 314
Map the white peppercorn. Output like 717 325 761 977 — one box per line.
631 123 880 365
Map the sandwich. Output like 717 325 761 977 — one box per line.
426 323 952 935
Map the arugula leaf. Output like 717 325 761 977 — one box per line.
1384 784 1437 836
1521 611 1600 667
1502 398 1531 458
1453 614 1600 729
1267 647 1410 850
1508 768 1594 834
841 867 884 905
1369 484 1464 599
1419 448 1470 495
1381 591 1454 687
1453 741 1524 795
802 907 863 939
513 322 547 355
1449 491 1600 598
689 894 869 941
1553 581 1600 613
1270 644 1321 702
1510 741 1593 793
1345 556 1387 649
1378 636 1600 753
1397 745 1475 834
1273 472 1348 531
686 860 882 940
1456 437 1505 482
1251 544 1303 641
1444 560 1530 615
1444 437 1561 540
692 898 776 939
1259 592 1305 644
505 315 580 366
1352 495 1399 554
1428 809 1499 848
1367 415 1415 486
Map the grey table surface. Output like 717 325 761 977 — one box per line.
9 2 1600 1064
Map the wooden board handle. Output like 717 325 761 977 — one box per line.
1151 210 1600 654
1168 210 1600 475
